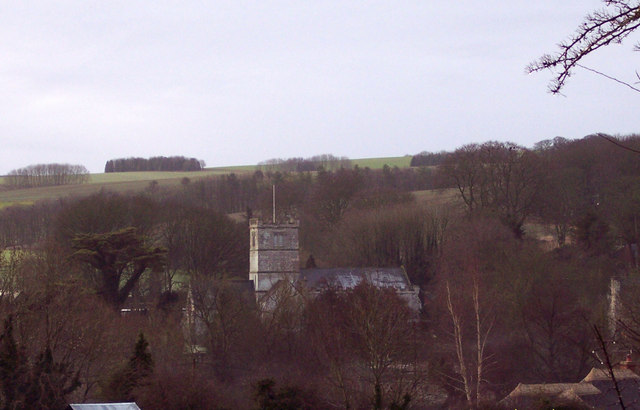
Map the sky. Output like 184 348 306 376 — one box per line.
1 1 639 174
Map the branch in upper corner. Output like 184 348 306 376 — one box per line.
527 1 640 94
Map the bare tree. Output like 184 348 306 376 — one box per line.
5 163 89 188
308 168 363 226
516 271 593 382
187 275 255 380
442 267 495 408
305 289 358 409
4 241 129 402
327 203 448 287
439 142 544 238
159 204 247 279
306 284 422 409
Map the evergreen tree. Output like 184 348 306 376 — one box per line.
0 316 28 409
0 316 79 410
24 346 80 409
104 333 154 402
72 227 166 310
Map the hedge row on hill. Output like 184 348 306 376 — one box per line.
104 156 204 173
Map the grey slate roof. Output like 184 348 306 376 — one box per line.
300 267 413 291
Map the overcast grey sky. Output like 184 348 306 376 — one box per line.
1 1 638 174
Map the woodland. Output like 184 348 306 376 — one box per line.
104 156 205 173
0 134 640 408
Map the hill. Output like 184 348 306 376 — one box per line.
0 156 413 208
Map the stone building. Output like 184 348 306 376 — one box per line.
249 218 421 311
250 218 300 295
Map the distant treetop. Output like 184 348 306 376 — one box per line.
105 156 205 173
257 154 351 172
410 151 450 167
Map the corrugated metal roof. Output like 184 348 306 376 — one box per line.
69 404 141 410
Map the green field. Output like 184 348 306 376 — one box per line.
351 155 412 169
86 168 253 184
0 156 414 208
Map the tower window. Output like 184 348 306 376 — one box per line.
274 233 284 248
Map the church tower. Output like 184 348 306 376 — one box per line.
249 218 300 295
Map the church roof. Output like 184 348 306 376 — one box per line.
300 267 414 292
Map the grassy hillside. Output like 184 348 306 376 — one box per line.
0 168 243 208
86 167 253 184
351 155 412 169
0 156 413 208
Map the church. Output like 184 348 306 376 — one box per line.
249 218 422 311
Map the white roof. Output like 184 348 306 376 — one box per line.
69 404 141 410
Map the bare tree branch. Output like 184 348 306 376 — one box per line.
597 133 640 154
577 63 640 92
528 1 640 93
593 324 626 410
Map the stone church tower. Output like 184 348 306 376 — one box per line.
249 218 300 295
